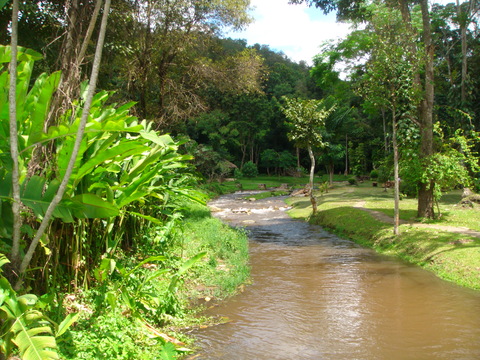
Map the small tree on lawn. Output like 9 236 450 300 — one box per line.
281 97 335 214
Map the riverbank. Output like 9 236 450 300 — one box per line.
58 198 250 359
286 182 480 290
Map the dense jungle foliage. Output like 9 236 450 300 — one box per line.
0 0 479 358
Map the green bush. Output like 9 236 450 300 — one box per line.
241 161 258 178
234 168 243 179
370 169 379 180
348 177 357 185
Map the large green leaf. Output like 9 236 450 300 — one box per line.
129 211 164 225
71 194 119 219
56 132 88 181
0 46 42 64
74 141 150 185
15 176 118 221
139 131 175 147
176 252 207 277
0 200 14 239
0 169 12 197
13 325 59 360
55 313 80 338
24 71 61 145
0 273 59 360
0 254 9 270
20 176 75 223
126 146 167 182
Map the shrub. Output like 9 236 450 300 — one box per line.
370 169 379 180
242 161 258 178
234 168 243 179
348 177 357 185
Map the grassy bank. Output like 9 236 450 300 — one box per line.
287 182 480 290
202 174 346 195
58 198 249 359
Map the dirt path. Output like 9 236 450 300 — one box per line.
353 200 480 238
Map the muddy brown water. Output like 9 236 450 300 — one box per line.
190 192 480 360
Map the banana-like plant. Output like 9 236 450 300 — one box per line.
1 44 199 290
0 255 59 359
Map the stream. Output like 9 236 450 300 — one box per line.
190 192 480 360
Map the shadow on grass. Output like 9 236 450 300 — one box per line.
368 208 418 222
287 197 312 210
439 190 463 205
391 228 480 267
311 206 392 240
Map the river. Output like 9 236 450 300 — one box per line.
190 192 480 360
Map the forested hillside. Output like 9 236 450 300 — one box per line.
0 0 479 358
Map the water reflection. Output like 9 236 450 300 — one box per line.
190 193 480 360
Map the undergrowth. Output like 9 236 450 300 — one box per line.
56 198 250 359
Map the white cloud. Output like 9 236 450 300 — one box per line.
225 0 459 65
224 0 352 64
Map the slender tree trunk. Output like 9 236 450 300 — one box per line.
456 0 468 105
296 147 300 169
78 0 103 63
48 0 102 126
307 145 317 214
460 25 467 104
15 0 112 290
392 107 400 235
329 164 334 185
381 107 388 155
344 134 349 175
240 142 247 168
8 0 21 271
250 140 254 163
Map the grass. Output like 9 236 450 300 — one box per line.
179 199 250 300
58 198 250 359
286 181 480 290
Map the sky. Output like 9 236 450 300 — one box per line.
224 0 454 65
224 0 354 65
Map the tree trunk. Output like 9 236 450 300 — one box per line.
417 0 435 219
328 163 334 185
296 147 300 170
48 0 102 126
398 0 435 219
344 134 348 175
456 0 468 105
392 107 400 235
240 142 247 168
8 0 21 271
307 145 317 214
382 107 388 155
